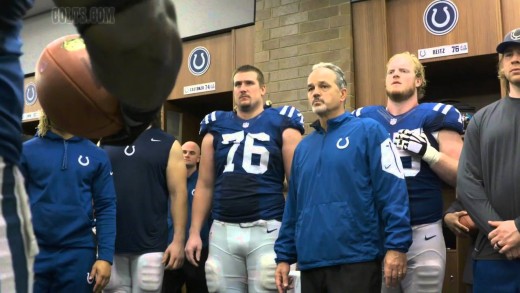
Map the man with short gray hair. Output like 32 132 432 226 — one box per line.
275 62 411 292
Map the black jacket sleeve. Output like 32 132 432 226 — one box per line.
54 0 182 145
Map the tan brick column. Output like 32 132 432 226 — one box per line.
255 0 354 133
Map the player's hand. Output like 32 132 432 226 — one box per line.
488 220 520 257
185 234 203 267
89 260 111 293
444 211 471 237
394 129 440 165
383 250 407 289
275 262 293 293
162 240 185 270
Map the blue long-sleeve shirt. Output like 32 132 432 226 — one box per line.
21 131 116 263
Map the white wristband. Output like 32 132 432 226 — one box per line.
423 146 440 165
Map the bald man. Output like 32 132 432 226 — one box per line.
183 142 201 179
163 142 212 293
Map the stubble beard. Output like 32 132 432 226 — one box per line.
506 71 520 87
511 78 520 88
311 103 327 116
507 77 520 96
236 97 253 112
386 87 415 103
237 101 260 113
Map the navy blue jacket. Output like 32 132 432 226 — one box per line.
21 131 116 263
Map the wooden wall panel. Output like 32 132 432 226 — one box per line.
168 33 233 100
387 0 501 60
352 0 388 107
500 0 520 38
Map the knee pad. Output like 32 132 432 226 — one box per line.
414 265 444 292
205 257 224 292
136 253 164 291
258 253 277 290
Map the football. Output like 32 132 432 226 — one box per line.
35 34 123 139
459 214 478 235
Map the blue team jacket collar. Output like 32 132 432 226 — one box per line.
40 130 82 142
311 112 353 133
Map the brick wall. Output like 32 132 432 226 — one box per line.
255 0 353 133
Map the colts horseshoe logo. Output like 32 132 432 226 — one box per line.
188 46 211 76
336 137 350 149
423 0 458 36
124 146 135 156
25 83 37 106
511 28 520 41
78 155 90 166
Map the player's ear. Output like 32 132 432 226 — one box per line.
260 84 267 96
340 87 348 102
415 77 422 88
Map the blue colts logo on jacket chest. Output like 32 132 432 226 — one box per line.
78 155 90 166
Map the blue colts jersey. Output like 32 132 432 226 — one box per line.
354 103 464 225
200 106 304 223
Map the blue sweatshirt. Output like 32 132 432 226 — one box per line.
275 112 412 270
21 131 116 263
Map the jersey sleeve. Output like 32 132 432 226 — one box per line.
276 106 305 134
352 105 385 119
427 103 464 134
199 111 219 136
352 106 365 117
